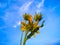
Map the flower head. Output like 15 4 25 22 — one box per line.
34 13 42 21
20 13 44 45
23 13 32 24
20 13 44 40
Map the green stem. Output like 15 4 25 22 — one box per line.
23 31 28 45
20 32 23 45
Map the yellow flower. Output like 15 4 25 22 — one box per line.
28 15 32 24
23 13 32 24
20 13 44 43
21 22 26 26
33 21 38 28
20 22 27 31
20 25 26 31
34 13 42 21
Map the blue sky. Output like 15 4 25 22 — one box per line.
0 0 60 45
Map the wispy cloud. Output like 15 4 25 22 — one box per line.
37 0 44 8
36 0 44 13
20 1 33 11
48 6 57 12
13 21 21 28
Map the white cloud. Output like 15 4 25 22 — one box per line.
13 21 21 28
49 6 57 12
20 1 33 11
17 21 21 25
13 25 17 28
37 0 44 8
36 0 44 13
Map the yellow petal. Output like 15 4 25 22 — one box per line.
33 21 38 28
28 15 32 24
21 22 26 26
20 26 26 31
23 14 32 22
29 19 32 24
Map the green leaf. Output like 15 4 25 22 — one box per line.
40 20 45 27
